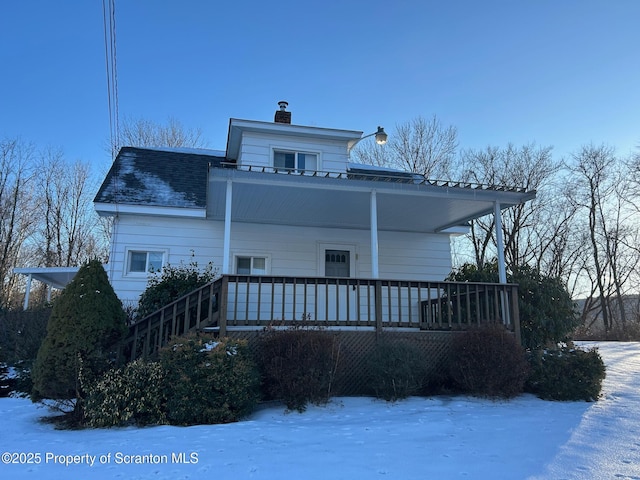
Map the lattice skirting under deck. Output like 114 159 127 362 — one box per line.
225 330 461 396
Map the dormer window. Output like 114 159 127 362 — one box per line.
273 150 318 172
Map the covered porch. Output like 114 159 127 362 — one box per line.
208 164 536 283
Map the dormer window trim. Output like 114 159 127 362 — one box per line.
271 147 321 173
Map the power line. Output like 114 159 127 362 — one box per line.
102 0 119 160
102 0 120 280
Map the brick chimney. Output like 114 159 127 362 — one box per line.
274 101 291 124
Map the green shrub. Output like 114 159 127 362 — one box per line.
0 309 50 396
0 364 15 397
160 335 260 425
526 346 606 401
257 327 341 412
0 309 50 366
137 258 217 318
366 340 426 401
513 265 580 350
12 365 34 397
31 259 127 406
84 359 166 427
448 324 529 398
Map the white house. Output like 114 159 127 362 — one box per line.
89 101 544 365
94 103 534 311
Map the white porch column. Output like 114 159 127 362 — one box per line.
23 274 32 311
370 190 379 279
494 201 507 284
222 179 232 274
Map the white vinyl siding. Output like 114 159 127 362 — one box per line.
108 216 453 306
237 131 349 172
107 216 221 304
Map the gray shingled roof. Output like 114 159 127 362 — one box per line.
94 147 224 208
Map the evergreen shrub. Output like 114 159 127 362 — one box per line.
137 259 217 318
526 346 606 401
366 340 426 401
31 259 127 404
0 309 50 396
84 359 166 427
159 334 260 425
0 309 50 366
0 364 15 397
257 327 341 412
514 266 580 350
448 323 529 398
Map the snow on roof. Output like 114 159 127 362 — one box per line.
347 162 402 173
136 146 227 157
347 162 425 182
94 147 222 209
101 154 197 207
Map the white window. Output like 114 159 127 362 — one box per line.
127 250 164 274
236 256 267 275
273 150 318 172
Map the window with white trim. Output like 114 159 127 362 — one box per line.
236 256 267 275
127 250 164 274
273 150 318 172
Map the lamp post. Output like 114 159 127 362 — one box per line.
347 126 388 153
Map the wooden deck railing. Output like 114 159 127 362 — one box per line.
120 275 521 362
119 278 224 362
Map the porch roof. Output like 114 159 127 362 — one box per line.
208 165 536 233
13 267 80 289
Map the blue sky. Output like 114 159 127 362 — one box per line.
1 1 638 175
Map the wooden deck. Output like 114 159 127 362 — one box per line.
119 275 521 362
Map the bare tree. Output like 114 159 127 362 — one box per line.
113 116 209 151
459 143 558 272
531 185 582 288
0 138 37 308
352 115 458 179
0 138 109 308
566 144 640 334
626 146 640 212
33 149 105 267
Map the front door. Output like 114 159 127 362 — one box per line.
325 250 350 277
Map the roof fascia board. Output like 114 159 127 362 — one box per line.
94 202 206 218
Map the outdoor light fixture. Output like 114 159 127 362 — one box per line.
373 126 388 145
347 126 388 153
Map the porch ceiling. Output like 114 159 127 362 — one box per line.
13 267 80 289
208 167 536 233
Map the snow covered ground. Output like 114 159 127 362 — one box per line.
1 341 639 480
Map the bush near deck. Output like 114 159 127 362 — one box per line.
448 324 530 399
159 335 260 426
526 346 606 401
366 340 427 401
256 326 342 412
84 335 260 427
